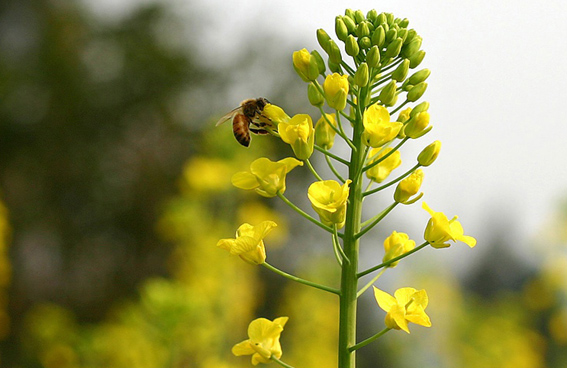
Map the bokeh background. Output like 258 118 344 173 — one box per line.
1 0 566 367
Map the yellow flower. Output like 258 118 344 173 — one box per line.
279 114 314 160
263 104 290 125
232 317 289 365
422 202 476 249
404 111 431 139
293 49 319 82
362 104 403 148
382 231 416 267
397 107 412 123
373 286 431 333
366 147 402 183
307 180 351 229
217 221 277 265
314 114 337 149
323 73 349 110
417 141 441 166
394 169 424 204
232 157 303 197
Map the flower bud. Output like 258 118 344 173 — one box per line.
418 141 441 166
308 83 324 107
358 36 372 50
324 73 349 110
378 80 398 107
382 231 415 267
402 36 422 58
317 28 332 52
405 29 417 44
386 13 394 25
346 35 360 57
404 111 432 139
328 40 342 64
397 28 408 43
342 15 356 33
394 169 424 204
279 114 314 160
409 101 429 118
308 51 324 75
407 82 427 102
367 46 381 68
335 17 349 41
367 9 378 22
366 147 401 183
397 107 412 123
385 28 398 43
377 12 387 25
408 69 430 85
384 37 403 59
354 10 365 24
315 113 337 149
398 18 410 28
345 9 355 19
328 60 341 73
371 26 386 47
292 49 319 82
392 59 410 82
356 21 370 38
409 50 425 68
354 63 369 87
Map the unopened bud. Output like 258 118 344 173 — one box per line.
397 107 412 123
378 80 398 107
377 12 387 25
346 35 360 57
358 36 372 50
418 141 441 166
317 29 332 52
384 37 403 59
354 63 369 87
402 36 422 58
392 59 410 82
409 101 429 118
343 15 356 33
404 111 431 139
386 13 394 25
335 17 349 41
328 60 341 73
308 83 324 107
367 9 378 22
354 10 365 24
407 82 427 102
310 50 326 74
292 49 319 82
399 18 410 28
408 69 430 85
345 9 355 19
367 46 381 68
385 28 398 43
371 26 386 47
394 169 424 204
409 50 426 68
328 40 342 64
397 28 408 43
315 113 337 149
405 29 417 44
356 22 370 38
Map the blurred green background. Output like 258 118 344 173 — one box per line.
0 0 566 367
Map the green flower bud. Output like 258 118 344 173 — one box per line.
343 15 356 33
308 83 324 107
397 28 408 43
404 111 431 139
385 28 398 43
354 10 365 24
386 13 394 25
315 113 337 149
384 37 403 59
310 50 326 74
317 28 332 52
398 18 410 28
292 49 319 82
409 101 430 118
408 69 430 85
402 36 422 58
358 36 372 50
371 26 386 47
345 9 355 19
328 60 341 73
409 50 426 68
335 17 349 41
378 80 398 107
367 9 378 22
328 40 342 64
356 22 370 38
377 12 387 25
407 82 427 102
418 141 441 166
367 46 381 68
392 59 410 82
354 62 369 87
346 35 360 57
405 29 417 44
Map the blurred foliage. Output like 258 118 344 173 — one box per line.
0 196 10 364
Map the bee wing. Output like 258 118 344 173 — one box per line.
215 107 241 126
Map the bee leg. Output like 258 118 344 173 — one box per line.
250 128 270 135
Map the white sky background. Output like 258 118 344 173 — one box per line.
86 0 567 264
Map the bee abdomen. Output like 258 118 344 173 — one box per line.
233 114 251 147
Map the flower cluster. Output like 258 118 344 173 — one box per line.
217 8 477 368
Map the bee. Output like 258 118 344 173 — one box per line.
216 97 274 147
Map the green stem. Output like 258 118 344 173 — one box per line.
356 202 398 239
357 268 385 298
390 99 409 115
339 110 356 125
325 154 346 183
362 138 409 173
357 242 429 278
277 192 340 237
314 145 349 166
304 159 323 181
333 224 350 265
271 357 296 368
335 111 357 151
341 61 356 76
262 262 340 295
348 328 391 352
363 163 421 197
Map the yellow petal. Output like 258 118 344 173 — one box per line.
373 286 397 312
232 340 254 356
232 172 259 190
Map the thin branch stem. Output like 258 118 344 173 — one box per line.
362 138 409 173
357 268 385 298
305 159 323 181
363 163 421 197
356 202 398 239
314 145 349 166
325 154 346 183
357 242 429 278
334 224 350 265
348 328 391 352
263 262 340 295
277 192 340 237
271 357 296 368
